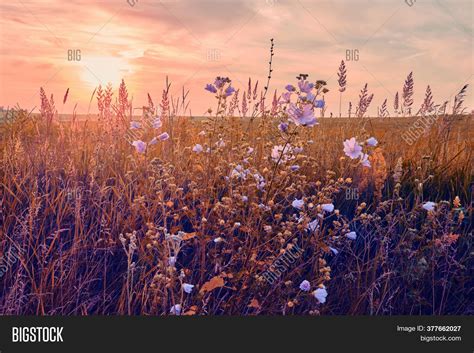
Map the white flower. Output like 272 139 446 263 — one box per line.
170 304 182 315
299 280 311 292
213 237 223 243
360 153 371 168
366 137 378 146
313 286 328 304
321 203 334 213
346 231 357 240
422 201 436 211
234 222 241 228
168 256 176 267
247 147 254 154
329 247 339 255
193 144 203 153
216 138 225 148
182 283 194 294
307 219 319 232
292 199 304 210
343 137 363 159
198 130 206 136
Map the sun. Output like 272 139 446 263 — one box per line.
80 56 129 88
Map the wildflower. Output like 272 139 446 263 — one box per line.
182 283 194 294
321 203 334 213
242 195 248 202
193 144 203 153
158 132 170 141
132 140 146 153
292 199 304 210
152 118 162 129
224 86 235 97
168 256 177 267
366 137 378 146
293 146 303 154
360 153 371 168
313 285 328 304
280 92 292 103
170 304 182 315
307 219 319 232
422 201 436 211
299 280 311 292
298 79 314 93
130 121 141 129
290 165 300 171
214 77 228 89
314 100 325 108
149 137 158 145
285 84 296 92
329 247 339 255
278 122 289 132
263 225 272 233
271 145 288 162
343 137 363 159
213 237 223 243
346 231 357 240
198 130 206 136
216 138 226 148
234 222 241 228
288 103 317 127
205 84 217 93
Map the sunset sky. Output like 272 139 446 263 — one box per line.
0 0 472 116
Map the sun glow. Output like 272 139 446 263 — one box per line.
80 56 130 88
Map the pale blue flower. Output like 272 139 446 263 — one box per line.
132 140 146 153
346 231 357 240
321 203 334 212
367 137 378 146
292 198 304 210
158 132 169 141
313 286 328 304
182 283 194 294
130 121 141 129
205 84 217 93
343 137 363 159
422 201 436 211
299 280 311 292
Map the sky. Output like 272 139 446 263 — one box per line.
0 0 472 116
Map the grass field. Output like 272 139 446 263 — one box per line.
0 79 472 315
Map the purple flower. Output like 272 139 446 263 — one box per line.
285 84 296 92
130 121 141 129
366 137 378 146
182 283 194 294
149 137 158 145
278 122 289 132
290 165 300 171
205 84 217 93
132 140 146 153
343 137 363 159
299 280 311 292
314 100 325 108
158 132 169 141
214 77 226 89
224 86 235 97
288 103 317 127
321 203 334 213
170 304 182 315
298 79 314 93
313 285 328 304
280 92 292 104
193 144 203 153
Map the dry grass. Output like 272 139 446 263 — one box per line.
0 93 472 315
